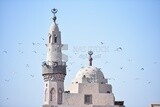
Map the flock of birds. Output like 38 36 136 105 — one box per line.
1 41 152 80
0 40 157 102
1 38 46 82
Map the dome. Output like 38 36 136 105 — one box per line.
73 66 107 84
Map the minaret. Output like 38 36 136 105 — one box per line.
42 8 66 107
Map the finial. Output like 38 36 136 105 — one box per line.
51 8 58 23
88 51 93 66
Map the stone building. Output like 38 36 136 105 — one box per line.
42 8 125 107
150 104 160 107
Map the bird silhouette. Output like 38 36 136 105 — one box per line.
128 59 132 62
3 50 7 53
26 64 29 68
105 61 109 64
5 79 10 82
101 42 104 45
30 75 34 77
115 47 122 51
141 68 144 70
120 67 123 69
33 51 37 53
18 43 22 45
18 50 24 54
147 81 151 84
118 47 122 50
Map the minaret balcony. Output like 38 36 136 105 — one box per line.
42 61 66 75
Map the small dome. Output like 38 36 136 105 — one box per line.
73 66 107 84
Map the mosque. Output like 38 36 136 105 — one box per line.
42 8 125 107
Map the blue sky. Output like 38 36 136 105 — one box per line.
0 0 160 107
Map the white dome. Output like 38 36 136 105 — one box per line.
73 66 107 84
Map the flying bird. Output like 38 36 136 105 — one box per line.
33 51 37 53
141 68 144 70
26 64 29 68
18 50 24 54
3 50 7 53
118 47 122 50
100 42 104 45
5 79 10 82
105 61 109 64
115 47 122 51
120 67 123 69
30 75 34 78
128 59 132 62
147 81 151 84
18 43 22 45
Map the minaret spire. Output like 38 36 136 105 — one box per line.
42 8 66 107
51 8 58 23
88 51 93 66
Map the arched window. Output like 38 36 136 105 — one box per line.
50 88 55 101
58 88 62 104
45 88 47 101
49 34 51 43
54 34 57 43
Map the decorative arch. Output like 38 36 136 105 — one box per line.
50 88 55 101
58 88 63 104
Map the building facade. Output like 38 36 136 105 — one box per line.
42 9 125 107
